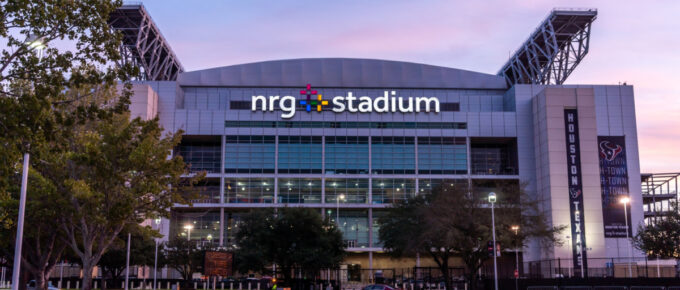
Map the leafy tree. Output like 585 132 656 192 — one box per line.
0 1 136 290
98 225 159 281
161 239 206 281
234 208 346 284
633 202 680 259
378 182 562 290
0 168 69 290
53 93 197 290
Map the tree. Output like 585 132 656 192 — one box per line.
98 225 159 282
54 97 197 290
378 182 562 290
633 202 680 259
0 168 69 290
234 208 346 284
0 1 136 289
161 239 205 281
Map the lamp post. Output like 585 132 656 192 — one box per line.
488 192 498 290
125 233 131 290
184 224 194 241
336 194 345 225
511 225 519 290
11 35 46 290
153 218 161 290
620 197 633 278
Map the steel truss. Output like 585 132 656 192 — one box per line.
498 8 597 86
108 3 183 81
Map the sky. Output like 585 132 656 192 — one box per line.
139 0 680 173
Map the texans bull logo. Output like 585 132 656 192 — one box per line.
569 188 582 199
599 141 623 161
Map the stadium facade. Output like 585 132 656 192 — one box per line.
113 5 644 277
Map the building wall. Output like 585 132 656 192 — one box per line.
129 79 643 266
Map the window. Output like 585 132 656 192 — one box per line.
170 210 220 244
325 136 369 174
325 179 369 204
224 136 276 174
278 178 322 204
223 211 246 248
372 179 416 204
278 136 322 174
229 101 251 110
181 179 220 204
176 139 221 173
371 137 416 174
470 138 518 175
327 209 369 248
418 179 468 195
418 137 467 174
224 121 466 130
372 210 387 247
225 178 274 203
440 102 460 111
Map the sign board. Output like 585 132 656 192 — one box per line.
563 109 588 276
204 251 233 277
597 136 631 237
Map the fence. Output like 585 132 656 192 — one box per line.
522 257 678 279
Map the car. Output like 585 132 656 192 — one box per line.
363 284 401 290
27 280 59 290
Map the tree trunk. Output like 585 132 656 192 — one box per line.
82 260 94 290
31 266 49 290
440 258 451 290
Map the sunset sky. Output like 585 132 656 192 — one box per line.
140 0 680 173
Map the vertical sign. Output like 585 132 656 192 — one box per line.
564 109 588 276
598 136 631 237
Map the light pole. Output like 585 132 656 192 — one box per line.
12 35 46 290
153 218 161 290
620 197 633 278
125 233 131 290
184 224 194 241
511 225 519 290
336 194 345 225
488 192 498 290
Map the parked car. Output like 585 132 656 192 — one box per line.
363 284 401 290
27 280 59 290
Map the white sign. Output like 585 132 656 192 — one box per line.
251 87 440 119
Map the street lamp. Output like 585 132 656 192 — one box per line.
511 225 520 290
153 218 161 290
184 224 194 241
620 196 633 278
488 192 498 290
11 35 46 290
336 194 345 226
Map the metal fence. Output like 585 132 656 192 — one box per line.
522 257 678 279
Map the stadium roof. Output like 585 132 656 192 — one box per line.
177 58 508 89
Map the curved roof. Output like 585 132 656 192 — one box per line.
177 58 507 89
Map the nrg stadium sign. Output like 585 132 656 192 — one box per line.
251 84 440 119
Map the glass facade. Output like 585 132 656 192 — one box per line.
327 209 370 248
225 178 274 203
278 136 322 174
225 136 275 173
278 178 322 203
372 179 416 204
176 140 221 173
371 137 416 174
175 134 519 249
418 137 467 174
170 210 220 244
325 178 369 204
325 136 369 174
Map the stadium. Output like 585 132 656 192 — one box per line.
109 4 646 280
